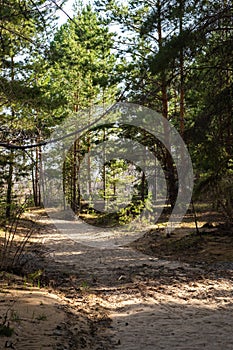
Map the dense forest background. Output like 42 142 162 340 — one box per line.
0 0 232 226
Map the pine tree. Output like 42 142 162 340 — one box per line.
0 0 59 216
44 4 117 212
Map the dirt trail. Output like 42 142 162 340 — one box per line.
0 284 67 350
36 214 233 350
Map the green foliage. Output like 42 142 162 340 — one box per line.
45 4 117 118
0 1 61 213
27 269 43 288
95 0 233 222
0 0 233 229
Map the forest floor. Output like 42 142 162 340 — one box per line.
0 206 233 349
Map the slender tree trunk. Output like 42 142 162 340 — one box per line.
223 2 232 156
179 0 185 138
31 147 36 206
87 107 92 199
62 144 67 210
157 0 176 208
6 56 15 218
178 0 186 184
6 150 14 218
72 88 82 213
102 90 107 211
34 145 40 206
38 145 43 206
102 128 106 210
141 171 146 202
153 144 157 201
157 1 168 120
87 145 91 197
77 138 81 213
72 141 77 212
179 52 185 138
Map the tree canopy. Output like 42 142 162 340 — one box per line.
0 0 232 223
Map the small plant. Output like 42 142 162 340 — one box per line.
27 269 43 288
36 313 47 321
10 310 20 323
80 280 89 292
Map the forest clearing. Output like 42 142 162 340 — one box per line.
0 0 232 349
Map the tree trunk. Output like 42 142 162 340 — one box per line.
6 150 14 218
102 128 106 210
31 147 36 206
38 145 43 206
6 56 15 218
87 107 92 199
179 0 185 139
72 141 77 212
34 145 40 207
157 0 176 208
141 171 146 202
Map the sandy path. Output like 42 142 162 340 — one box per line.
36 215 233 350
0 284 67 350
